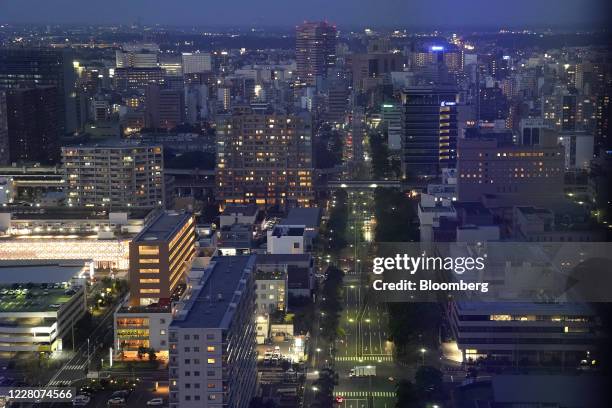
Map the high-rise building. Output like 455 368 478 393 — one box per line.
114 67 164 92
349 52 403 93
401 86 458 178
295 21 337 86
5 86 60 164
0 90 7 165
169 256 257 408
145 85 185 130
0 48 77 134
479 84 509 122
182 52 212 74
215 107 314 208
327 83 349 123
115 44 159 68
62 142 164 208
129 211 195 306
381 102 403 150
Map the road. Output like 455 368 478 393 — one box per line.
333 190 399 408
47 306 115 389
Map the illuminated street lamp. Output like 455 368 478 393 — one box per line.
420 348 426 365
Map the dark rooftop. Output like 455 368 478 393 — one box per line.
170 255 255 329
279 207 321 229
133 211 192 243
221 204 259 217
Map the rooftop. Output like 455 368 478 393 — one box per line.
270 226 305 237
221 204 259 217
6 207 152 221
279 207 321 229
0 260 88 285
456 301 593 316
256 253 312 265
170 256 255 329
133 211 192 243
0 284 78 314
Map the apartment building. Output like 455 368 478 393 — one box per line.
168 256 257 408
62 142 164 208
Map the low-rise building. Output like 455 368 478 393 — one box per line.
0 260 89 352
267 226 305 255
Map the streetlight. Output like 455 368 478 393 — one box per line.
420 348 426 365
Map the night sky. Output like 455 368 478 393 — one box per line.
0 0 609 28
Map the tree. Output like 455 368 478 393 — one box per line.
147 348 157 362
312 368 338 407
137 346 147 360
395 379 420 408
415 366 444 400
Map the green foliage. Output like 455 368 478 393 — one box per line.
395 379 420 408
312 368 339 407
415 366 444 401
324 189 349 251
319 265 344 341
373 188 418 242
369 131 393 179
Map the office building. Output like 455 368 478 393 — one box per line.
145 85 185 130
0 260 89 352
456 137 564 206
169 256 257 408
448 301 598 365
114 67 164 92
5 86 60 164
349 52 403 93
182 53 212 74
0 48 77 134
381 102 403 150
295 22 337 86
215 107 314 208
129 211 196 306
0 91 7 165
116 48 159 69
401 86 458 178
62 142 164 208
479 84 509 122
327 84 349 123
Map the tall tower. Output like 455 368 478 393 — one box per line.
401 86 459 178
295 21 337 87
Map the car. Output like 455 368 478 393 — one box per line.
146 398 164 406
107 397 125 406
73 395 91 406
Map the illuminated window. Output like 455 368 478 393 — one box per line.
139 246 159 255
207 358 215 364
140 258 159 264
140 289 160 294
490 314 511 321
139 279 160 284
207 346 215 352
140 268 160 273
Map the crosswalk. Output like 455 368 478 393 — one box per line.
334 391 396 398
64 362 87 370
335 355 393 362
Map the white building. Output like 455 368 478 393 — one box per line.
254 269 287 314
182 52 212 74
267 226 305 255
558 131 594 170
169 256 256 408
